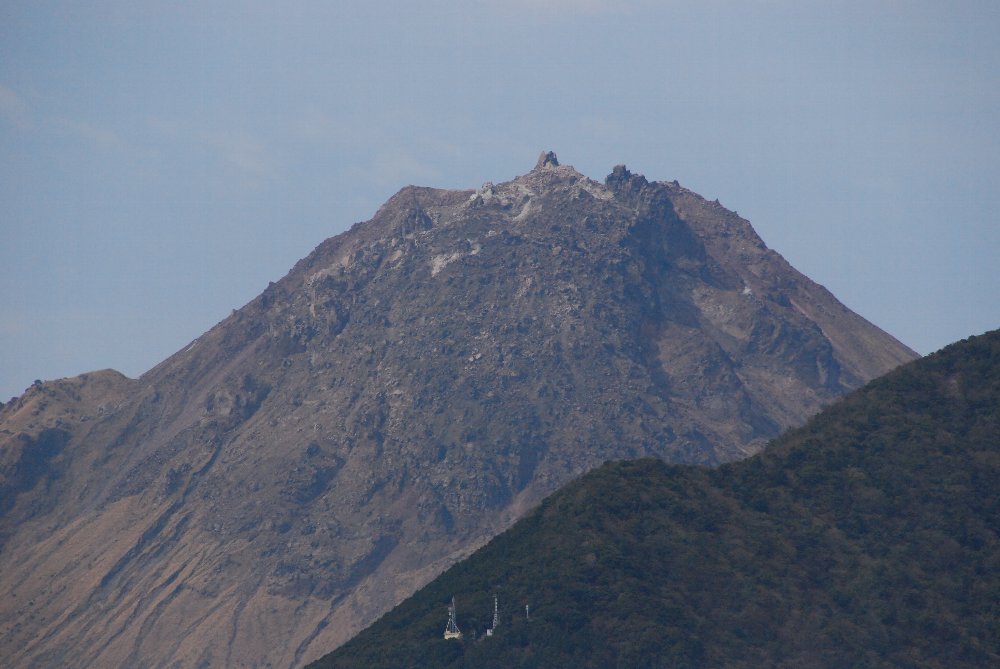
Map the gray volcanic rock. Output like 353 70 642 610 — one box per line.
0 154 916 668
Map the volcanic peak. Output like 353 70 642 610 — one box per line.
0 152 918 669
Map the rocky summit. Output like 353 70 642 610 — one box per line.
0 153 915 668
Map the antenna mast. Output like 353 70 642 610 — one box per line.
444 597 463 640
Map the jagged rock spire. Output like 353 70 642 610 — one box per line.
535 150 559 169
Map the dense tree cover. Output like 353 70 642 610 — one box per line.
308 330 1000 668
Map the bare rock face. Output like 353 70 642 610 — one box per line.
0 155 916 668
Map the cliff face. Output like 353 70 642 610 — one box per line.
0 153 916 668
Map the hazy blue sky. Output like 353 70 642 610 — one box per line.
2 1 999 401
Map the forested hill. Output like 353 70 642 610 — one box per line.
309 329 1000 669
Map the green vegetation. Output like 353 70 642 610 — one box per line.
309 330 1000 668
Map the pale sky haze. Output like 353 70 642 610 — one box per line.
2 1 999 400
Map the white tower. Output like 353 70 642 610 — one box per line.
444 596 463 640
486 594 499 636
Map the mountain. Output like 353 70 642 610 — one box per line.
309 328 1000 669
0 153 915 668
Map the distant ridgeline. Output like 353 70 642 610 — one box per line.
309 329 1000 669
